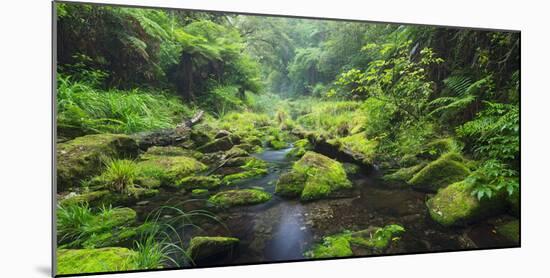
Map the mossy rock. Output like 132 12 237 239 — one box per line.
342 163 361 175
268 139 288 150
99 188 159 207
495 219 520 244
187 236 239 262
197 136 234 153
57 134 139 191
225 146 249 158
327 132 378 165
304 233 353 259
233 143 261 154
174 176 222 191
59 190 110 207
190 129 212 147
142 146 189 157
275 172 306 197
208 189 271 208
304 224 405 259
382 163 426 183
244 136 262 146
56 248 138 275
191 189 209 198
426 181 506 227
286 139 312 158
137 155 207 186
221 157 268 185
408 152 470 192
276 151 352 201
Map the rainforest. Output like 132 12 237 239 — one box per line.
54 2 520 276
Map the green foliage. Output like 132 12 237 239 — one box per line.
100 159 138 194
57 76 191 136
334 40 443 120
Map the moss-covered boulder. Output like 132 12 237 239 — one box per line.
56 248 138 275
197 136 234 153
382 163 426 183
187 236 239 262
191 189 209 198
59 188 156 209
275 151 352 201
209 189 271 208
137 155 207 186
225 146 249 158
174 176 221 191
99 188 159 207
287 139 312 158
496 219 520 244
221 157 268 185
342 163 361 175
59 190 111 207
275 172 306 197
304 224 405 259
426 181 506 226
327 132 378 165
57 134 139 191
408 152 470 192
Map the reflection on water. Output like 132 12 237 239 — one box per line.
264 201 311 261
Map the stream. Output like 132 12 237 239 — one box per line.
130 146 516 267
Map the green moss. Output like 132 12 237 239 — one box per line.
304 233 353 259
98 188 159 207
59 190 110 207
187 236 239 261
426 181 505 226
419 137 460 159
56 248 138 275
191 189 209 198
225 146 249 158
408 152 470 192
304 224 405 259
342 163 361 175
382 163 426 183
208 189 271 208
197 136 234 153
350 224 406 249
284 151 352 201
275 172 306 197
142 146 190 157
496 219 520 244
175 176 222 190
327 132 378 165
269 139 288 150
222 157 268 185
137 155 207 186
57 134 139 191
287 139 312 158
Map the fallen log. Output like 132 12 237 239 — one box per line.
132 110 205 150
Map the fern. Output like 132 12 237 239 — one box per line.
444 75 472 96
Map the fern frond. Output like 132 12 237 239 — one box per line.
429 94 476 116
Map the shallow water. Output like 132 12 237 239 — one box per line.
131 146 517 266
